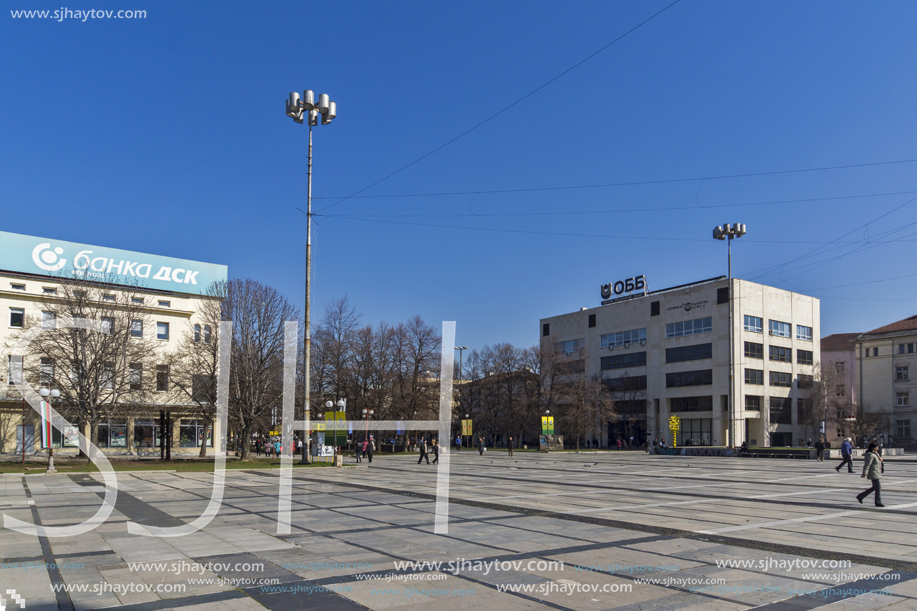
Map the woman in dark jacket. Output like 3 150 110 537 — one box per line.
857 442 884 507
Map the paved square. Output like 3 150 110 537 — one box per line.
2 451 916 610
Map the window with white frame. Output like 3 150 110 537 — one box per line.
101 363 114 390
9 308 24 328
131 297 143 304
203 325 211 343
835 361 845 374
796 325 813 341
158 300 170 307
130 320 143 338
157 322 169 340
42 287 57 294
129 364 142 391
42 311 56 329
744 315 763 333
10 283 25 291
897 393 910 407
600 328 646 348
897 366 909 381
40 358 54 387
554 338 584 355
665 317 711 338
7 356 21 385
194 324 201 343
769 320 791 338
102 294 115 302
101 317 115 335
897 420 911 439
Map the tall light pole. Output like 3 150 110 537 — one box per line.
713 223 747 449
286 90 337 464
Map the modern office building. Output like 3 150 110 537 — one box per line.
1 230 227 455
854 314 917 447
540 276 820 447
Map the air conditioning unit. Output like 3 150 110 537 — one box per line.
640 340 646 345
769 330 774 336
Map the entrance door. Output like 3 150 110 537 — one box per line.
16 425 35 455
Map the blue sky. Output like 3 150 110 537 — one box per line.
3 1 917 350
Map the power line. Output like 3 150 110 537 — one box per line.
312 158 917 201
315 0 683 214
319 188 917 218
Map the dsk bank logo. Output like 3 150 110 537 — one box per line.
32 243 67 271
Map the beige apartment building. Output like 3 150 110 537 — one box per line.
1 231 227 455
541 276 820 448
854 315 917 447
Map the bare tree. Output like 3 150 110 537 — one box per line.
13 275 159 458
223 278 299 460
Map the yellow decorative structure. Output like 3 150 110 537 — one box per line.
669 415 681 448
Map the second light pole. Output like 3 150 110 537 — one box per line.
286 89 338 464
713 223 746 449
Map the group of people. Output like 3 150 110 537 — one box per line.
254 437 299 457
417 438 440 464
355 437 375 463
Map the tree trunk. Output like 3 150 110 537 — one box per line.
199 417 212 458
238 423 252 460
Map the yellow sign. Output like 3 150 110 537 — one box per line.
541 416 554 435
461 419 472 436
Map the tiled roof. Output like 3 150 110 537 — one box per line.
863 314 917 337
821 333 860 351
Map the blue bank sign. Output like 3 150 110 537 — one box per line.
0 231 228 295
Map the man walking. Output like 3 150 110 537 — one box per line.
815 438 825 462
367 436 374 463
836 437 854 473
856 441 884 507
455 434 461 451
432 439 439 464
478 436 485 456
418 438 430 464
508 436 514 457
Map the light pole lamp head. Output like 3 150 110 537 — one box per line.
51 389 60 399
734 223 747 237
308 109 319 126
325 401 333 409
302 90 315 111
713 225 725 240
39 388 50 398
316 94 330 114
336 399 345 409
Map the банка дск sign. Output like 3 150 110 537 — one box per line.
0 231 228 295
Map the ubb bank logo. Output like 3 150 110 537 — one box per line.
32 242 67 271
0 589 25 611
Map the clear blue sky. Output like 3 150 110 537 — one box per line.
3 1 916 351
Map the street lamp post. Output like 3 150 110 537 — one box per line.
286 89 337 465
39 388 60 474
325 399 346 455
713 223 747 449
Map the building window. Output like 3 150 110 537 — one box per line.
897 393 910 407
9 308 24 328
717 287 729 304
158 300 171 307
102 294 115 302
677 418 712 446
796 325 813 341
872 347 879 357
157 322 169 340
130 320 143 338
665 317 711 338
555 359 585 375
666 369 713 387
555 338 584 355
101 317 115 335
769 396 793 424
769 346 792 363
601 352 647 370
651 301 660 316
42 287 57 294
797 374 813 389
588 313 596 328
770 372 792 387
836 385 846 397
897 366 909 381
898 343 915 354
768 320 791 338
129 364 142 391
41 311 56 329
192 375 215 403
670 396 713 412
7 355 22 385
835 361 845 374
745 368 764 385
156 365 169 392
542 323 550 337
603 375 647 391
39 358 54 386
101 363 114 390
744 315 763 333
897 420 911 439
203 325 211 343
601 328 646 348
131 297 144 305
666 343 712 363
744 342 763 359
797 349 814 366
745 395 761 411
11 283 25 291
194 324 201 343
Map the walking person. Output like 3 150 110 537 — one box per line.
367 436 374 463
836 437 854 473
478 436 485 456
856 442 885 507
455 434 461 451
418 438 430 464
508 436 514 457
361 439 368 459
815 438 825 462
432 439 440 464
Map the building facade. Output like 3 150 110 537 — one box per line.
854 315 917 447
820 333 859 444
540 276 820 447
1 231 227 455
